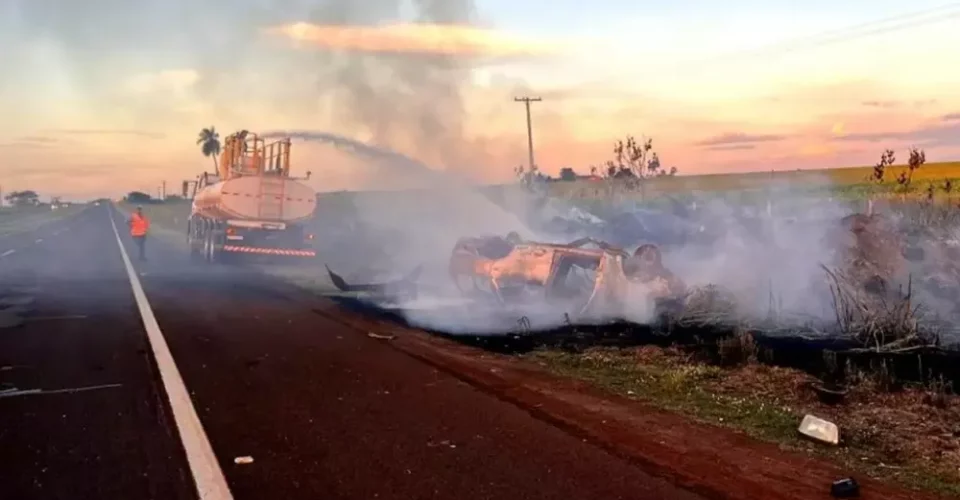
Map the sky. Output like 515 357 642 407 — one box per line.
2 0 960 199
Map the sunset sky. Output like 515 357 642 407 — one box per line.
2 0 960 200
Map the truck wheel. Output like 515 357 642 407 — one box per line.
203 234 213 263
188 231 202 262
206 234 220 264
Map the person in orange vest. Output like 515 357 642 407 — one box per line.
128 206 150 261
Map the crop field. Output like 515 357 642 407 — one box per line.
543 161 960 199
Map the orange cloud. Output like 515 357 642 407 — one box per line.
264 22 562 59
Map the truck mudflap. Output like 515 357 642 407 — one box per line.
222 245 316 257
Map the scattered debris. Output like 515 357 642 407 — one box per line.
0 383 122 399
233 456 254 465
368 332 396 340
830 477 860 498
798 414 840 446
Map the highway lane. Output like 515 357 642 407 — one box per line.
0 205 196 500
1 204 708 499
116 206 710 499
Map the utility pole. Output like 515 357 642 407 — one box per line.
514 96 541 173
161 181 167 200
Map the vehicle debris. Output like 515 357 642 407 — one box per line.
798 414 840 446
367 332 396 340
327 232 697 324
326 265 421 302
830 477 860 498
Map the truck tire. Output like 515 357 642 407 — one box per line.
188 228 202 262
203 233 214 263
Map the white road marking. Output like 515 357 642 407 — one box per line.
1 249 14 257
108 209 234 500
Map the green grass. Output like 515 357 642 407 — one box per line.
529 349 799 442
528 347 960 498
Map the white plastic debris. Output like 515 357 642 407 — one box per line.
234 456 254 465
798 414 840 445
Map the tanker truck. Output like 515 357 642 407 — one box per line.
187 130 317 263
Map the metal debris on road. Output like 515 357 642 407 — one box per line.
234 456 254 464
27 315 88 322
0 383 122 399
368 332 396 340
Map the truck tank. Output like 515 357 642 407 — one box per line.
192 176 316 222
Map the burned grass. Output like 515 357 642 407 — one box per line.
527 343 960 497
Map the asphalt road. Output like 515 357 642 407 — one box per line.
0 204 706 500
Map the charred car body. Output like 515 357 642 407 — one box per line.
327 232 688 322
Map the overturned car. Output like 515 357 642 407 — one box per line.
327 232 691 323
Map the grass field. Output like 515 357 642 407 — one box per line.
540 161 960 200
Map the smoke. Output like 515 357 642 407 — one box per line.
295 0 493 174
328 172 888 336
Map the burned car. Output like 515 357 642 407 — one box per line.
327 232 688 322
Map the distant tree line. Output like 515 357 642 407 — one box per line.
4 190 40 206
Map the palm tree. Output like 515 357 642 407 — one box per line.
196 126 221 171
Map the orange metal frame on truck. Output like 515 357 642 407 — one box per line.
217 131 292 181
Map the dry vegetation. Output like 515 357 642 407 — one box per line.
529 344 960 496
540 161 960 201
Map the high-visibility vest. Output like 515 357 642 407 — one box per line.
130 214 150 236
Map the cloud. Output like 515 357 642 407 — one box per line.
695 132 786 146
831 121 960 147
943 113 960 121
861 99 939 109
123 69 199 94
705 144 756 151
264 22 562 61
47 129 167 139
17 136 58 144
0 135 59 148
861 100 899 108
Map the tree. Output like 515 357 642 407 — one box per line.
597 135 677 196
559 167 577 181
896 147 925 191
514 164 547 193
125 191 152 204
196 126 221 171
870 149 894 184
4 190 39 206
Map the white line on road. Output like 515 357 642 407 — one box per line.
107 209 234 500
1 249 14 258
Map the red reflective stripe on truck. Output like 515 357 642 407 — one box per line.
221 245 316 257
